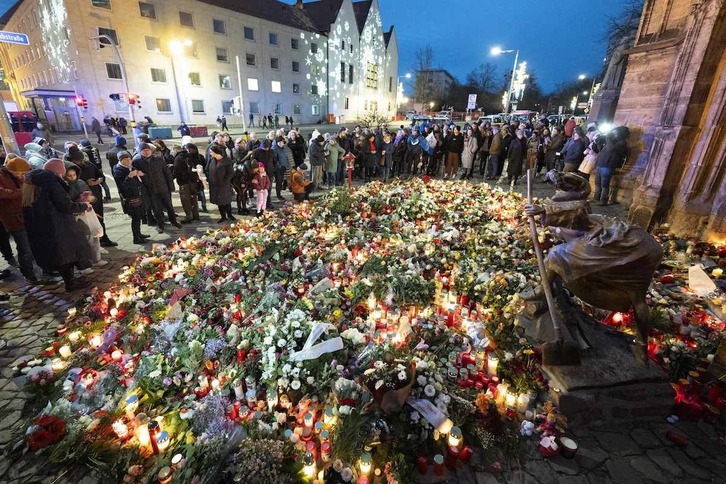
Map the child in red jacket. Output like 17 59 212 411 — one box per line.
251 162 271 216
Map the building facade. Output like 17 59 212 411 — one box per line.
612 0 726 242
0 0 397 131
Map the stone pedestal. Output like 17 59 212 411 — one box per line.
542 322 669 426
589 88 621 123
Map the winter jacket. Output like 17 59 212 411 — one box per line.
106 144 126 170
73 161 105 202
289 169 311 194
132 154 174 196
446 133 464 154
251 172 271 191
489 132 502 156
173 152 200 186
112 163 144 213
595 144 622 170
309 141 326 167
82 145 103 170
324 140 345 173
207 154 234 205
67 178 91 202
561 137 588 166
91 118 102 134
0 167 24 231
272 144 290 170
507 137 526 178
23 169 92 271
253 147 276 175
461 136 478 169
24 143 47 170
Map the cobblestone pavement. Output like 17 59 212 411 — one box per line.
1 176 724 483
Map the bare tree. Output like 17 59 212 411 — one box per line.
413 45 435 108
465 63 498 93
601 1 643 66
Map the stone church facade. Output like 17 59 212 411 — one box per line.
612 0 726 243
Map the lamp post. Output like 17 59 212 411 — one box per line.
397 72 411 112
169 39 191 124
578 74 598 109
491 46 519 115
90 34 137 145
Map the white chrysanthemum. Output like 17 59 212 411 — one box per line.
424 384 436 397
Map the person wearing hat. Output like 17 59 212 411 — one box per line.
207 144 235 222
24 142 48 170
309 134 326 186
289 163 314 203
560 127 588 173
106 135 127 172
80 138 110 200
250 161 271 217
0 157 37 282
24 159 94 291
113 151 150 244
67 145 118 247
271 136 291 200
173 143 201 223
133 142 181 233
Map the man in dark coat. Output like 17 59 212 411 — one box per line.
90 117 104 144
506 129 526 185
24 159 93 291
0 157 36 281
106 135 127 172
561 128 588 172
113 151 149 244
80 139 111 200
207 144 235 222
133 143 181 233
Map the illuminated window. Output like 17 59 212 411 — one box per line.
340 62 346 83
213 19 226 34
188 72 201 86
348 65 353 84
269 32 278 45
271 81 281 93
106 63 122 79
365 63 378 89
270 58 279 69
247 78 259 91
145 36 160 52
150 68 167 83
179 11 194 28
91 0 111 9
216 47 228 62
291 38 299 50
98 27 118 46
184 42 198 58
312 105 320 115
294 104 301 115
219 75 232 89
138 2 156 19
244 27 254 40
292 61 300 72
250 102 260 114
191 99 205 114
292 83 300 93
246 53 256 66
156 98 171 112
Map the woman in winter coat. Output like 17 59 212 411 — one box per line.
324 137 345 188
444 126 464 179
506 129 526 185
526 131 542 173
361 133 377 182
23 159 93 291
288 130 306 168
207 144 235 223
545 127 566 173
0 157 36 281
461 128 479 180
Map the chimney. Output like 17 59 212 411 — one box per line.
296 0 304 9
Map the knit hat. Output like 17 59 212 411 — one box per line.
139 142 154 151
117 150 132 161
24 142 42 153
79 138 91 147
315 135 324 143
258 162 265 168
299 163 308 170
115 135 127 146
261 139 271 148
43 158 67 177
138 134 150 142
180 135 193 146
67 145 85 162
5 157 30 178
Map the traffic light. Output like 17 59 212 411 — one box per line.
128 93 141 109
75 96 88 110
109 93 121 101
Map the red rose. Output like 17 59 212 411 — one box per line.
28 429 54 451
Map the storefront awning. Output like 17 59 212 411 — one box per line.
20 89 76 98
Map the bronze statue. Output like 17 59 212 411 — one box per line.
523 170 663 362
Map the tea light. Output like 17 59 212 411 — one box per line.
559 437 578 459
89 334 102 349
198 375 209 391
171 453 186 469
267 388 278 412
210 378 220 392
156 430 170 452
157 466 172 484
360 452 372 475
516 394 531 413
59 345 72 359
505 392 517 409
233 379 244 400
487 355 499 377
323 407 337 426
713 268 723 278
304 412 314 428
367 292 376 310
112 420 129 440
136 422 150 446
302 451 316 479
68 331 80 343
448 426 462 448
125 394 139 419
51 358 64 371
321 441 332 462
111 350 123 362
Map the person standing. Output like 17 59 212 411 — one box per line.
461 127 478 180
113 151 149 244
561 128 588 172
133 143 181 233
308 134 326 186
31 122 53 147
0 157 37 282
90 117 104 144
80 139 111 200
487 126 502 180
249 112 255 127
506 129 526 186
24 159 93 291
207 144 235 223
272 136 291 200
444 126 464 179
106 135 127 173
251 162 271 217
177 122 191 137
118 117 128 135
173 144 201 223
324 136 345 188
288 130 306 168
564 117 576 138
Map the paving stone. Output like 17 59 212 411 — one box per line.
522 460 558 484
456 466 477 484
585 468 613 484
594 432 641 456
682 442 707 460
698 457 726 477
605 457 642 483
645 448 683 477
575 437 610 471
666 448 712 480
629 455 668 483
557 477 588 484
0 411 21 432
629 428 661 449
548 455 579 476
475 472 501 484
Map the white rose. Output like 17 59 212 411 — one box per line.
417 376 427 386
277 339 287 348
306 376 315 385
263 336 273 345
291 379 301 390
375 380 384 390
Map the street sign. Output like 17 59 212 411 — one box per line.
576 102 588 109
467 94 477 110
0 31 29 45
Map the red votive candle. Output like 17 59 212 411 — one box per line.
433 454 444 476
459 446 474 463
417 456 428 474
445 446 459 470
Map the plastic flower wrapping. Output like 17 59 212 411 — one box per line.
10 178 726 482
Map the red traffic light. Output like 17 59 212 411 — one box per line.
127 93 139 105
75 96 84 106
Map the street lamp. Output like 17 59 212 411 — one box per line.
490 46 519 114
577 74 597 108
169 39 191 123
397 72 412 111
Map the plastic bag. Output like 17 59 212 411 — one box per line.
78 210 103 238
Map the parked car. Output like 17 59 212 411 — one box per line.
477 115 505 127
405 110 417 120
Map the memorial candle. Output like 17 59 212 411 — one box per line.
487 354 499 377
59 345 72 359
302 451 316 479
359 452 372 475
157 467 172 484
434 454 445 476
516 394 531 413
448 426 462 448
68 331 80 343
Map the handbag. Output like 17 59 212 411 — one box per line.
578 153 597 175
122 196 143 208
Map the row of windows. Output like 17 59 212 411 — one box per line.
150 98 313 117
92 0 302 49
18 68 58 91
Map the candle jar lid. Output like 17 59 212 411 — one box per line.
147 420 159 433
320 429 330 441
157 430 169 443
157 467 172 479
434 454 444 464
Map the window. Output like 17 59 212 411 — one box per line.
246 53 256 66
216 47 228 62
291 38 299 50
311 42 318 53
388 77 392 92
292 83 300 93
350 44 353 53
138 2 156 19
311 84 318 95
250 102 260 114
219 75 232 89
341 40 345 50
145 35 160 52
269 32 278 45
271 81 281 93
270 57 279 69
184 42 198 58
292 61 300 72
91 0 111 9
188 72 201 86
366 63 378 89
247 78 259 91
312 105 320 116
98 27 118 46
221 100 233 114
150 68 167 83
156 98 171 112
345 97 349 109
273 103 282 114
191 99 205 114
294 104 302 115
348 65 353 84
179 11 194 28
106 63 122 79
213 19 226 34
244 27 254 40
340 62 346 83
